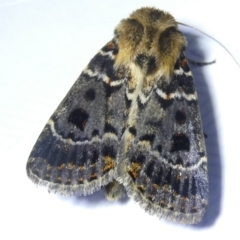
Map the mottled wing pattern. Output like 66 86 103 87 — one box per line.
117 53 208 224
113 8 208 224
27 7 208 224
27 40 130 196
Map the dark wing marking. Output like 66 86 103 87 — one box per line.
117 53 208 224
26 40 130 196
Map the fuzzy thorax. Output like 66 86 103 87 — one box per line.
114 7 187 82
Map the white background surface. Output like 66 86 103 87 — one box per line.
1 0 240 239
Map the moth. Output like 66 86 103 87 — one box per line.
26 7 208 224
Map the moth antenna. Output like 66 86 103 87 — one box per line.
178 22 240 68
187 58 215 66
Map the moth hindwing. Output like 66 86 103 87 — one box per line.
27 7 208 224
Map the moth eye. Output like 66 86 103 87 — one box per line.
175 110 187 124
68 108 89 131
84 88 95 101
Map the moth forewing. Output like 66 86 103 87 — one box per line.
27 7 208 224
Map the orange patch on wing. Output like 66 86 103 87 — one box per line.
103 156 115 173
67 162 75 170
163 184 168 192
129 162 142 179
90 173 98 180
58 164 65 170
79 165 85 171
166 93 172 100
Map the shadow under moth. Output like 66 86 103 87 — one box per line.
26 7 208 224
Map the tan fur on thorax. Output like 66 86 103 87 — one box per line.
114 7 187 82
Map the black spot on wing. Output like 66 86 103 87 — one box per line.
102 145 117 159
92 129 99 137
68 108 89 131
139 134 155 144
181 177 190 198
84 88 95 101
67 132 75 139
156 144 162 153
170 133 190 152
130 154 145 164
104 123 117 135
103 83 122 98
156 94 173 110
125 94 132 109
191 177 197 195
145 161 155 178
129 126 137 136
175 110 187 124
175 157 183 165
157 77 178 95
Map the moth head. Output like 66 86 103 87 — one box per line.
114 7 187 80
